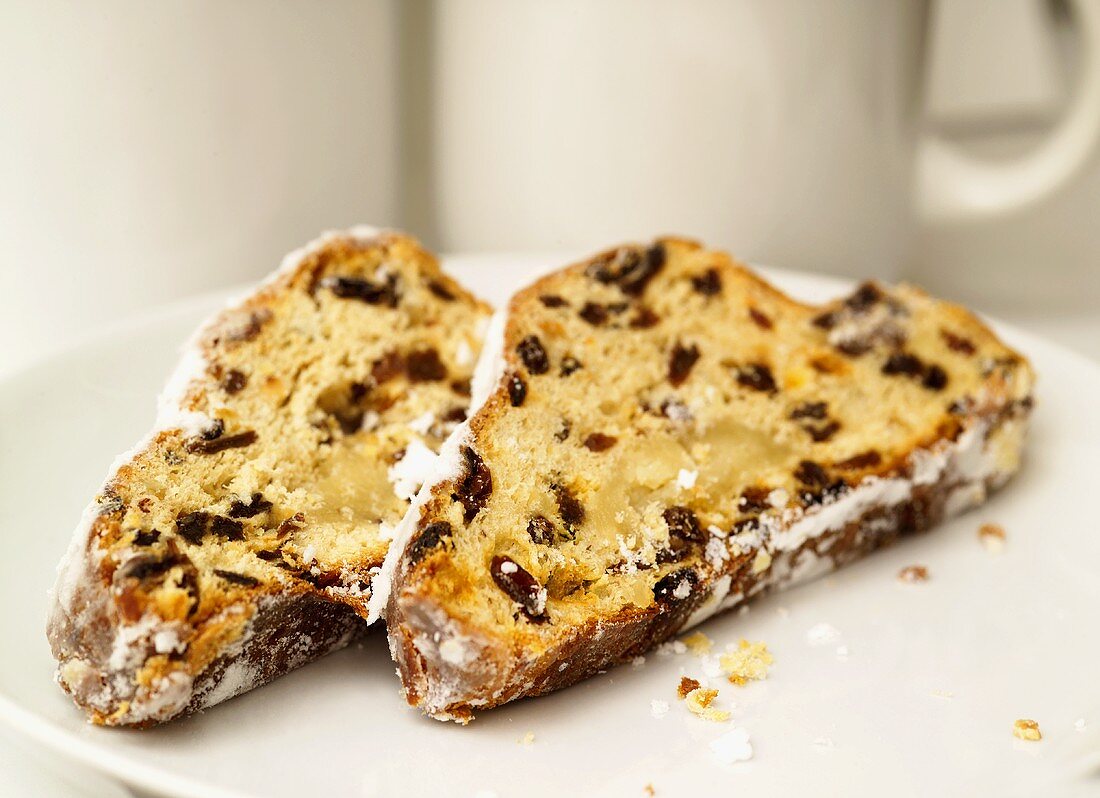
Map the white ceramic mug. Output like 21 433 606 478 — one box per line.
427 0 1100 278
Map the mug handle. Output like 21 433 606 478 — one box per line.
917 0 1100 221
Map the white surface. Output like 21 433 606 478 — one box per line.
1 255 1099 797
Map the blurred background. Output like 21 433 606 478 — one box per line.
1 0 1099 379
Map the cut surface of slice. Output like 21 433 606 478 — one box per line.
381 237 1034 721
48 227 490 725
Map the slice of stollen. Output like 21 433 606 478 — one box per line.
48 228 490 726
377 237 1033 722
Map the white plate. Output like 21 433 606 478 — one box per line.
1 256 1099 798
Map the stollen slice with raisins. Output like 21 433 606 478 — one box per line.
48 227 491 726
376 236 1034 722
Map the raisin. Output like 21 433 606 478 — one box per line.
691 269 722 296
539 294 568 308
800 479 848 507
630 306 661 328
406 521 452 565
200 419 225 441
372 351 405 383
836 339 872 357
669 341 700 387
748 307 773 329
516 335 550 374
552 483 585 532
406 348 448 382
255 549 283 562
185 430 258 455
443 406 467 423
327 274 399 307
175 512 209 545
507 372 528 407
527 516 555 545
210 515 244 541
583 433 617 452
554 418 572 442
836 450 882 470
214 569 260 587
790 401 828 420
117 553 179 581
794 460 830 488
738 486 771 514
731 517 761 535
653 568 697 604
922 364 949 391
846 282 883 311
490 555 547 620
807 420 841 442
221 369 248 394
882 352 924 377
228 492 273 519
348 381 369 403
275 513 305 537
427 280 455 301
132 529 160 546
579 302 609 326
737 363 777 393
940 329 976 355
560 356 583 376
453 446 493 523
812 311 838 330
451 378 472 396
663 506 703 542
586 245 665 297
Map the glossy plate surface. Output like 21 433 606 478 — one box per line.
1 255 1098 797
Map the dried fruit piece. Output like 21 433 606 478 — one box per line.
836 450 882 470
427 280 456 301
669 342 700 387
736 363 777 393
453 447 493 523
941 329 976 355
228 493 273 519
221 369 248 394
539 294 568 308
630 306 661 329
559 356 583 376
923 364 949 391
579 302 609 326
214 569 260 587
131 529 160 546
583 433 617 452
978 522 1006 553
653 568 697 603
663 506 703 543
882 352 924 377
691 269 722 296
516 335 550 374
407 521 452 565
490 555 547 621
326 274 399 307
507 373 528 407
527 516 555 545
748 307 773 329
552 483 585 533
406 348 448 382
209 516 244 542
794 460 830 488
275 513 305 538
185 430 258 455
175 511 210 545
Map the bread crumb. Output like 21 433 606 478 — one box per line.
979 523 1006 553
720 639 773 685
681 631 713 655
643 785 655 797
709 727 753 763
685 687 730 722
650 699 670 719
519 731 536 746
677 676 701 698
897 565 929 583
1013 719 1041 741
752 549 772 574
930 690 954 699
